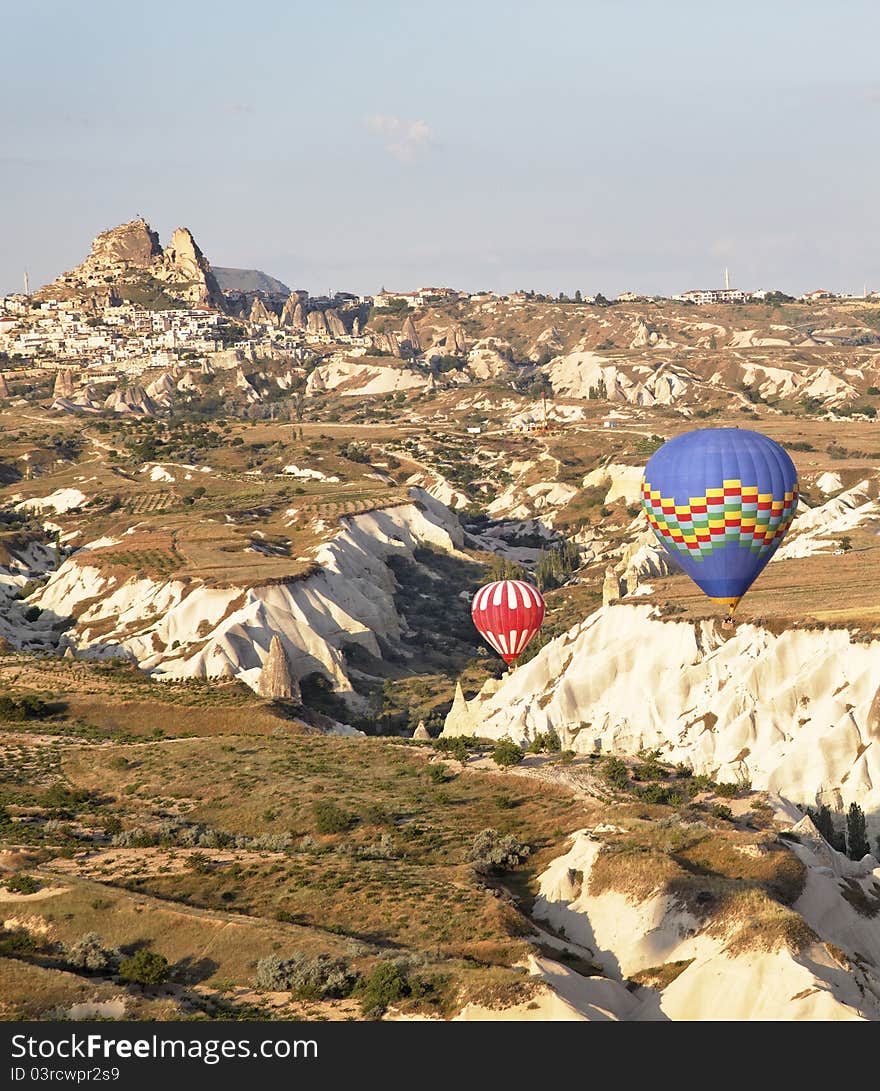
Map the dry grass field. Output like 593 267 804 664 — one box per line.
0 723 591 1019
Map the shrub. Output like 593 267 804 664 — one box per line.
357 834 397 860
118 948 169 986
0 695 54 722
111 828 159 848
254 953 357 999
4 873 39 895
62 933 119 973
433 736 477 763
632 759 668 781
428 764 450 784
361 803 393 827
0 927 37 956
710 804 734 821
601 757 630 789
311 800 355 835
633 434 665 456
714 782 740 798
240 833 293 851
467 828 531 874
491 739 524 768
639 784 685 806
357 961 411 1017
527 730 561 754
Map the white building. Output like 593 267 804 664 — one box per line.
678 288 750 305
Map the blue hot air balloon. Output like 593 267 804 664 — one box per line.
640 428 798 619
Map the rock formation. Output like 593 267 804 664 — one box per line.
43 218 228 312
307 310 329 336
601 567 623 606
53 369 76 399
401 315 421 353
145 372 176 406
155 227 227 310
467 339 512 379
234 368 260 401
372 331 401 356
24 488 463 704
442 603 880 822
103 385 159 416
85 218 162 270
325 309 348 339
629 318 660 349
249 297 276 326
279 295 304 327
257 634 301 702
412 720 431 740
443 683 476 735
445 323 468 354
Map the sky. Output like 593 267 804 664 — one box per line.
3 0 880 298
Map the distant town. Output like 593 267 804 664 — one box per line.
1 268 878 377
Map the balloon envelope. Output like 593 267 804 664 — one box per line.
471 579 545 664
641 428 798 609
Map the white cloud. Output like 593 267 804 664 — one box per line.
362 114 434 163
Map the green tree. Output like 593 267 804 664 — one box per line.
118 948 169 986
491 739 524 768
809 803 835 844
357 962 411 1017
846 802 869 860
535 539 581 591
311 800 355 834
489 556 526 582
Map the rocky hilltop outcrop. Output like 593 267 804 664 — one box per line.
44 218 228 311
155 227 227 309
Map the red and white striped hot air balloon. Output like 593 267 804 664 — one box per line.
471 579 545 666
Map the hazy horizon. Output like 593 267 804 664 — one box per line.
4 0 880 299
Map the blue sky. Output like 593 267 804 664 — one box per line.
3 0 880 297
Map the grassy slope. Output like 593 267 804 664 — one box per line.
0 721 821 1020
